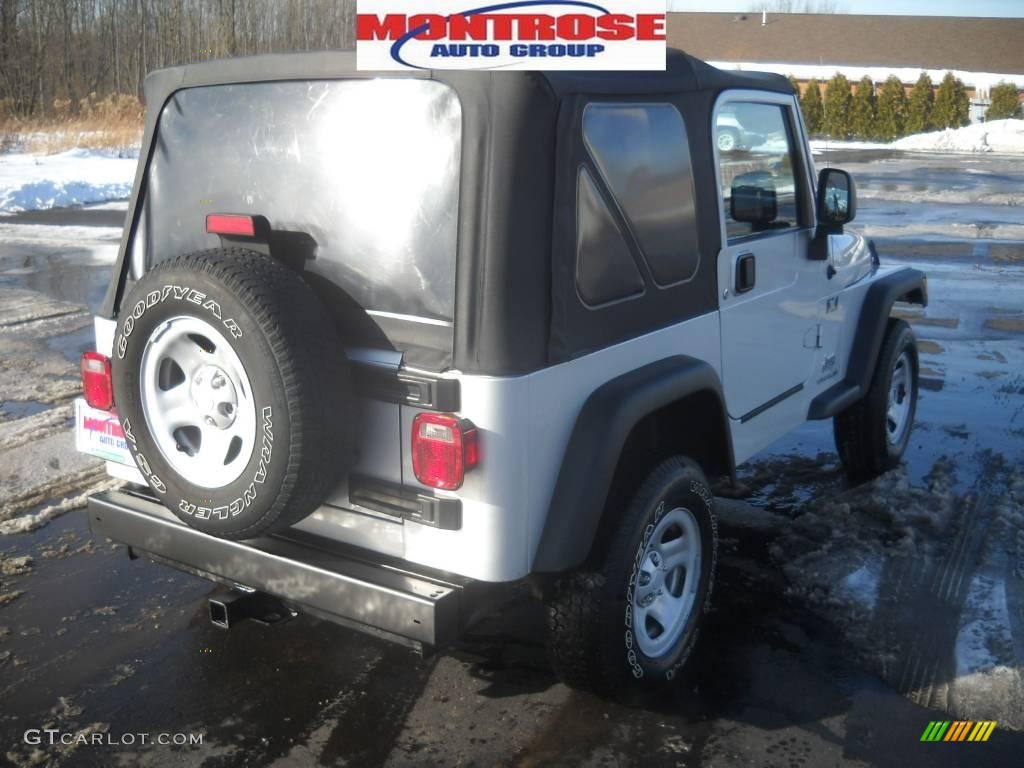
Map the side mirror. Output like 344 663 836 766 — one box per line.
731 173 777 225
816 168 857 228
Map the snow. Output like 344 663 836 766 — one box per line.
0 479 120 535
710 61 1024 94
810 139 892 152
950 575 1023 729
808 120 1024 156
0 148 137 213
836 561 881 612
955 575 1013 676
892 119 1024 154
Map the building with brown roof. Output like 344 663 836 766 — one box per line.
667 12 1023 120
667 12 1023 75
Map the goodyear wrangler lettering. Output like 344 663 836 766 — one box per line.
178 407 273 521
356 1 666 72
115 284 240 359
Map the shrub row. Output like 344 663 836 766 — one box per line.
793 73 1021 141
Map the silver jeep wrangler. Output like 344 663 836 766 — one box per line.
76 49 926 696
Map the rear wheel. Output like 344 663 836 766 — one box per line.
112 248 353 539
546 456 718 697
834 319 918 480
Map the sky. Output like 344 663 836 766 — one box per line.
666 0 1023 16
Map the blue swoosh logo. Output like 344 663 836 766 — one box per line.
390 0 612 69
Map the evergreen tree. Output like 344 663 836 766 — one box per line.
787 75 800 95
933 72 970 129
876 76 908 140
849 76 877 139
801 78 824 136
953 77 970 127
823 73 852 139
906 73 934 134
987 82 1023 120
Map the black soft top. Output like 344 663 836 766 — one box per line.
103 50 794 374
135 48 791 104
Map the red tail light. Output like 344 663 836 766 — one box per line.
206 213 256 237
81 352 114 411
411 414 479 491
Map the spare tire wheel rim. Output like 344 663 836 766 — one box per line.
633 506 702 658
139 315 257 489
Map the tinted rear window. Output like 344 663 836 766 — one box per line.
133 79 462 321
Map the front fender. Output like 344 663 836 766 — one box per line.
809 267 927 420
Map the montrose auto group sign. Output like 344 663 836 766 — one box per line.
356 1 666 70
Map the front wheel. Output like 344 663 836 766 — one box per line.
545 456 718 697
834 318 918 480
717 128 740 152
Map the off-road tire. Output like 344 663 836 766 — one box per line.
112 248 352 539
834 318 918 481
546 456 718 698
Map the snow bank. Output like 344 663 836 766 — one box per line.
892 119 1024 154
809 120 1024 155
810 139 892 152
0 148 137 213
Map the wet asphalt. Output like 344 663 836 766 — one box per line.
1 150 1023 767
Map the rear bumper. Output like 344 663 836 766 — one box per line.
87 490 482 648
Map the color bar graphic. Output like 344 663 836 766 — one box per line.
921 721 996 742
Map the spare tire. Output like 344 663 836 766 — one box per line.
111 248 352 539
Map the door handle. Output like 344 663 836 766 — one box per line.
735 253 756 294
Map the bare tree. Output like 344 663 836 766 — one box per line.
753 0 845 12
0 0 361 118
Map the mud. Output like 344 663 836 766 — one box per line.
986 317 1024 334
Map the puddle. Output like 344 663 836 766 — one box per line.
47 325 94 364
0 257 110 314
0 400 51 419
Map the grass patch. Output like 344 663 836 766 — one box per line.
0 94 143 154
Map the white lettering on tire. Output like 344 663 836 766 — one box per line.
120 418 166 495
115 284 241 360
692 479 718 611
622 480 719 683
174 407 273 519
624 500 666 679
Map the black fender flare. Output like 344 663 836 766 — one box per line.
809 267 928 420
531 355 733 573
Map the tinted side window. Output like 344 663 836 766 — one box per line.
716 103 800 242
575 167 645 307
582 103 699 287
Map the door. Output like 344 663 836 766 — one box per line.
714 96 824 421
